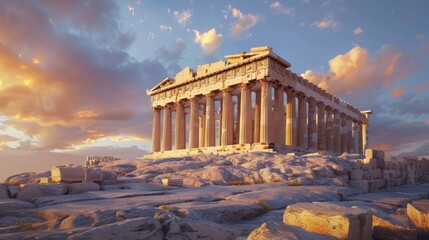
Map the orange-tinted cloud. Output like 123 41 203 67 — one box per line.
391 86 405 98
301 45 412 95
0 1 165 151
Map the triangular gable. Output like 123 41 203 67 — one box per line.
148 77 175 94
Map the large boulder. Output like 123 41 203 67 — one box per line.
248 222 337 240
166 218 240 240
5 172 37 185
67 217 164 240
16 183 67 201
407 199 429 229
283 202 372 240
0 185 9 199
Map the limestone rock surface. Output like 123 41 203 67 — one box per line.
67 217 164 240
0 185 9 199
166 218 240 240
248 222 337 240
16 183 67 201
407 199 429 229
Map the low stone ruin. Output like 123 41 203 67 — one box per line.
347 148 429 193
85 156 120 166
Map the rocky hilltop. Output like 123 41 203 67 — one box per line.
0 151 428 239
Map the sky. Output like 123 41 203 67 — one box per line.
0 0 429 179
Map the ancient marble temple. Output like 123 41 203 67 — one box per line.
145 46 371 158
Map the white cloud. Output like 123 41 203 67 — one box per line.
270 1 294 16
311 14 338 29
353 27 364 35
228 5 260 37
160 25 173 32
193 28 223 55
127 5 135 16
173 9 192 26
147 32 154 40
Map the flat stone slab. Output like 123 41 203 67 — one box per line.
0 199 35 212
248 222 337 240
407 199 429 229
283 202 372 240
345 192 413 207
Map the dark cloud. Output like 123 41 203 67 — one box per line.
390 94 429 117
155 39 186 62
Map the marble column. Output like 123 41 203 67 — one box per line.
286 88 297 146
308 98 317 150
199 113 205 147
274 86 285 146
325 107 334 152
352 121 359 153
260 79 272 144
175 102 185 150
234 95 241 144
152 108 161 152
204 93 215 147
189 98 199 148
362 123 368 153
333 110 341 154
218 99 222 146
317 102 326 150
340 114 348 154
221 89 233 146
254 89 261 143
297 93 308 149
239 83 252 144
346 117 353 153
162 104 172 151
358 123 363 154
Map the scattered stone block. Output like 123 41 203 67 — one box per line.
350 170 363 180
162 178 183 187
100 185 122 191
67 217 164 240
39 177 53 184
363 158 377 169
407 199 429 229
365 149 377 159
51 167 85 182
283 202 372 240
0 184 9 199
16 183 67 201
373 214 417 240
67 183 99 194
248 222 336 240
0 199 35 212
349 180 369 193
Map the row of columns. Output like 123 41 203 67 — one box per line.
152 79 367 155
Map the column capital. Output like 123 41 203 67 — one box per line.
297 92 307 100
205 92 216 98
190 96 200 102
221 87 234 94
317 101 325 108
307 97 316 104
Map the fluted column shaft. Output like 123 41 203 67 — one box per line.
162 105 172 151
317 103 326 150
325 107 334 152
274 86 285 146
221 89 233 146
352 121 359 153
152 108 161 152
260 79 272 144
239 83 252 144
254 89 261 143
340 114 348 154
333 110 341 154
362 123 368 153
308 98 317 150
234 95 241 144
199 112 205 147
286 89 297 146
175 102 185 150
297 93 308 148
346 117 353 153
358 123 363 154
189 98 199 148
204 93 215 147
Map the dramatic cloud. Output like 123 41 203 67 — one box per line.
353 27 364 35
270 1 294 16
173 9 192 26
0 1 166 151
228 5 261 37
311 14 338 29
193 28 223 55
301 45 411 94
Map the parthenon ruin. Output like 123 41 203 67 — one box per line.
145 46 371 158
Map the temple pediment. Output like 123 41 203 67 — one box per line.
148 77 175 94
